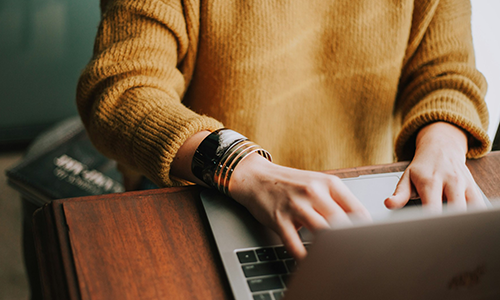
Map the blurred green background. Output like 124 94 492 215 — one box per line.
0 0 100 146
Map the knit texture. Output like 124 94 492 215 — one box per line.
77 0 490 187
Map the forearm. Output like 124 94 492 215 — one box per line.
77 0 223 187
394 0 489 160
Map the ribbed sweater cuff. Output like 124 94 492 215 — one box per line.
395 91 491 160
131 103 223 187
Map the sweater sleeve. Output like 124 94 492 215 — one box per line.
394 0 490 161
76 0 223 187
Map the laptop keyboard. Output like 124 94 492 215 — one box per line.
236 244 309 300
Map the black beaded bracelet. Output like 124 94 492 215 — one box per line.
191 129 271 194
191 129 247 187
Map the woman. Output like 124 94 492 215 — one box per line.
77 0 490 259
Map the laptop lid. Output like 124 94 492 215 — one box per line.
285 204 500 300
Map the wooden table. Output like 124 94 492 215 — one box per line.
33 152 500 300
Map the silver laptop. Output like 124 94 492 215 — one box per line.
200 172 500 300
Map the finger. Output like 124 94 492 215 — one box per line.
294 204 332 231
313 200 354 227
276 220 307 261
461 167 487 209
306 183 363 224
326 176 371 220
443 181 466 212
416 179 443 213
465 184 487 209
384 170 414 209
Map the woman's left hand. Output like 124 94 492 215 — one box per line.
384 122 485 212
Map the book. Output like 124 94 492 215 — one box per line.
6 117 124 206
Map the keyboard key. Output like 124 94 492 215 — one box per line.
247 276 283 292
273 291 284 300
284 259 297 273
256 248 277 261
242 261 287 278
253 293 272 300
274 246 292 259
237 250 257 263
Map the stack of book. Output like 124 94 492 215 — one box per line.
6 117 124 206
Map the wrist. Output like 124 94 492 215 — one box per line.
416 122 468 156
228 152 275 202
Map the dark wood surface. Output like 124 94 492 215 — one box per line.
33 151 500 300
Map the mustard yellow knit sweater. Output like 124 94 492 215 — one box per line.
77 0 490 187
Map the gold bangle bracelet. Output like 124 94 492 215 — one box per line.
213 141 271 196
221 148 262 196
219 144 260 195
213 140 254 191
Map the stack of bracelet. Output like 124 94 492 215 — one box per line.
192 129 272 197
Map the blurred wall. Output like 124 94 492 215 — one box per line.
471 0 500 140
0 0 100 145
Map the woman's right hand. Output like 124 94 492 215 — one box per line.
228 153 371 260
171 131 371 261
